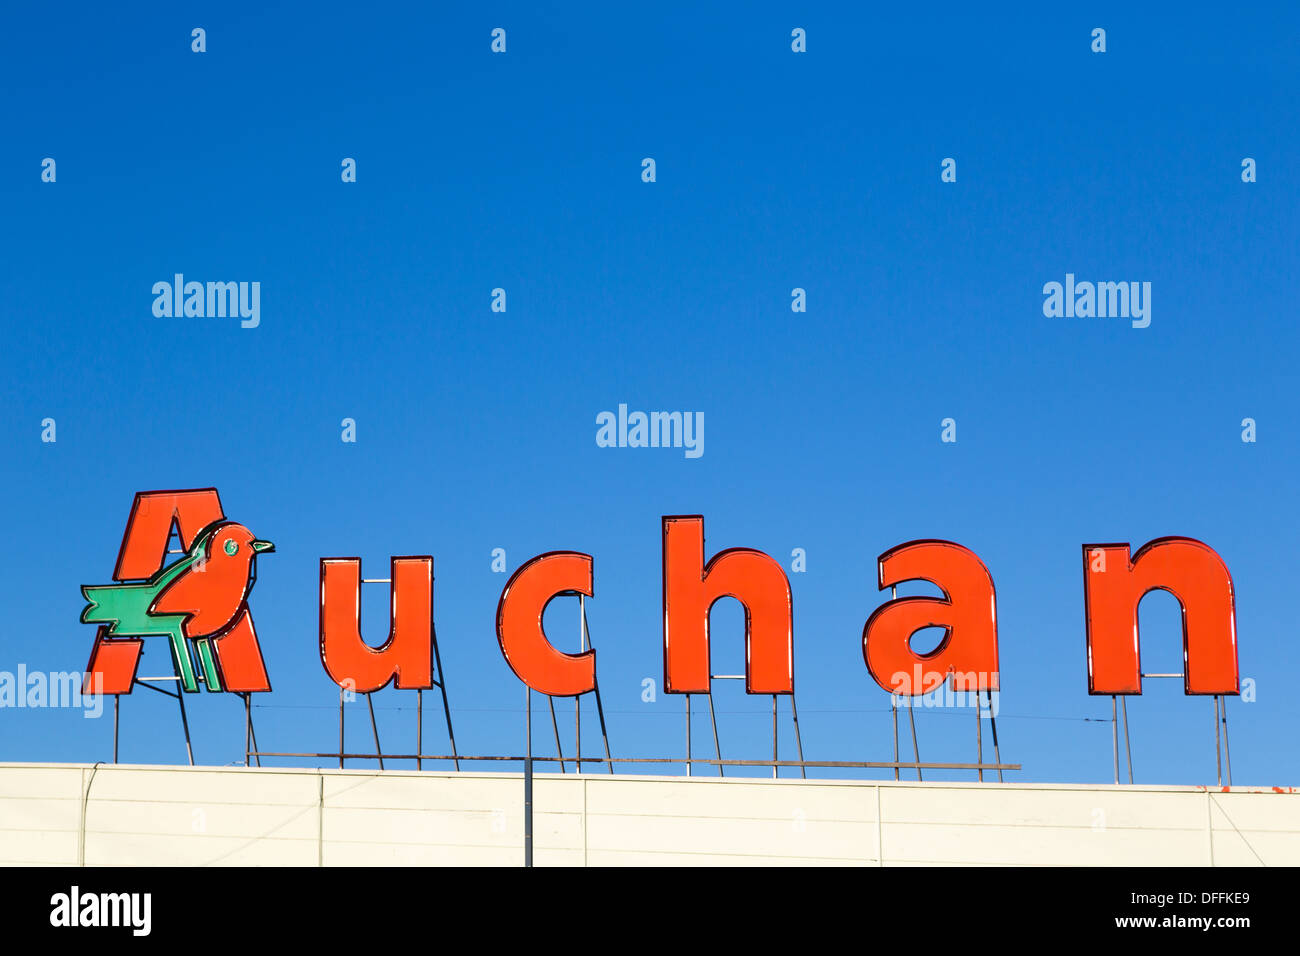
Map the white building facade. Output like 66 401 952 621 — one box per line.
0 763 1295 866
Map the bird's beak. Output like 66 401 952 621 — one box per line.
251 540 275 554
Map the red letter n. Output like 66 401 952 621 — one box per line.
1083 538 1238 696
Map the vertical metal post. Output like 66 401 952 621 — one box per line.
976 694 984 782
548 697 566 773
706 694 723 777
524 686 533 868
890 587 899 781
891 699 899 781
1213 695 1223 787
685 693 692 777
985 690 1003 783
581 601 615 774
1221 699 1232 786
366 693 384 770
593 679 614 774
113 696 119 764
1111 695 1119 785
421 601 430 772
176 687 195 767
576 595 583 774
248 704 262 768
771 694 778 779
338 687 345 770
907 699 921 782
790 694 806 780
431 623 460 770
1121 696 1133 784
244 693 251 767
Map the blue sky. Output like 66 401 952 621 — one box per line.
0 2 1296 786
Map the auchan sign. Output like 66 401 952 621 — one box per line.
80 489 1241 703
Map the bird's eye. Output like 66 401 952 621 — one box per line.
224 539 239 556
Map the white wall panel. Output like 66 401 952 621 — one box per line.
0 763 1293 866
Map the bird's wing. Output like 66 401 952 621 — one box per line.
152 562 239 637
151 568 204 615
83 552 194 631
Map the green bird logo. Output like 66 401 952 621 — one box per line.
81 520 274 693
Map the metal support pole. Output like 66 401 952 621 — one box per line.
548 697 566 773
176 686 195 766
576 596 583 774
524 687 533 867
907 698 921 782
706 693 723 777
338 687 345 770
771 694 778 779
790 694 806 780
1111 695 1119 785
578 598 613 774
891 699 899 781
593 677 614 774
1214 695 1223 787
421 593 432 773
113 696 119 764
244 693 251 768
976 695 984 783
431 623 460 770
985 690 1003 783
1121 696 1133 784
890 587 899 782
366 692 384 770
1221 699 1233 786
685 693 692 777
248 700 262 768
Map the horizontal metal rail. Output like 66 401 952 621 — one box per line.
245 751 1019 771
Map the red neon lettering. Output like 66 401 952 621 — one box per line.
862 540 999 695
661 515 793 695
1083 538 1238 695
495 552 595 697
319 557 433 693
